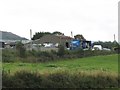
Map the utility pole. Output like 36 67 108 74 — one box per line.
114 34 115 41
71 31 73 38
30 29 32 40
30 29 32 50
71 31 74 50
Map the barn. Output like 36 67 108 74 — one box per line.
33 34 73 47
25 34 73 51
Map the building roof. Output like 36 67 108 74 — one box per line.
56 35 73 39
26 34 73 45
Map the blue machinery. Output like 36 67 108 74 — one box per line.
70 39 93 50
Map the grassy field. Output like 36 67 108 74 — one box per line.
3 54 118 74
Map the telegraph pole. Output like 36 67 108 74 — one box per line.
71 31 74 50
114 34 115 41
30 29 32 50
71 31 73 38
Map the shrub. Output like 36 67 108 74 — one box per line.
2 49 16 62
27 49 38 57
3 71 43 88
2 47 116 63
2 71 119 88
57 45 65 57
16 42 26 58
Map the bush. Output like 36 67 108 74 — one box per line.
2 71 119 88
16 42 26 58
2 49 16 62
3 71 42 88
2 47 116 63
27 49 38 57
57 45 65 57
45 72 75 88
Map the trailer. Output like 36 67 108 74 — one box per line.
70 39 93 50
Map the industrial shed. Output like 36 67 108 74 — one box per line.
25 34 73 51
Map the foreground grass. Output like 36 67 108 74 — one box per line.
3 54 118 74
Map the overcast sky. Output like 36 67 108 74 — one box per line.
0 0 119 41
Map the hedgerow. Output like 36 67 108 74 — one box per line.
2 48 116 63
2 70 119 88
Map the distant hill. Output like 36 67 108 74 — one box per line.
0 31 28 40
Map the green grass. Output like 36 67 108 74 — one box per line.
2 54 118 74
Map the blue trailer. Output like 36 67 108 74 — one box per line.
70 39 80 50
70 39 93 50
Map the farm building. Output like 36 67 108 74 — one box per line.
25 34 74 51
25 34 93 51
34 34 73 47
25 33 94 51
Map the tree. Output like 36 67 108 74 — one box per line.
74 34 86 40
32 32 51 40
93 41 119 50
52 31 64 35
32 31 64 40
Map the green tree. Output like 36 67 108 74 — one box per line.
32 31 64 40
74 34 86 40
32 32 51 40
93 41 117 49
112 41 119 48
52 31 63 35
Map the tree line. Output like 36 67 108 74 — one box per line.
32 31 63 40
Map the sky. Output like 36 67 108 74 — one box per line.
0 0 119 42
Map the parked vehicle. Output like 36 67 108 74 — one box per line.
102 48 111 51
70 39 93 50
92 45 102 50
43 43 54 48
